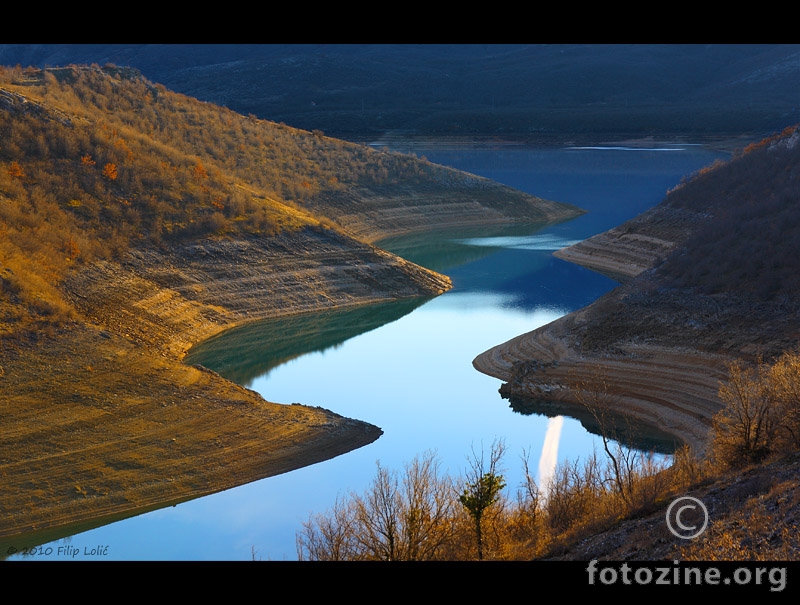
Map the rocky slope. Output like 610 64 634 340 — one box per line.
308 180 584 244
540 450 800 561
0 226 450 550
551 205 702 281
1 206 582 555
63 229 452 358
475 128 800 455
473 202 730 453
474 317 730 454
0 321 383 554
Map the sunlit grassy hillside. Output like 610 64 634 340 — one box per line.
0 64 565 337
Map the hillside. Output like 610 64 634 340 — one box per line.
0 65 582 550
2 44 798 144
467 126 800 561
0 64 580 336
475 125 800 454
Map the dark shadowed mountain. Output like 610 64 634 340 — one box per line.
2 44 799 143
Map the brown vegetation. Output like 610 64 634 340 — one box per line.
709 352 800 469
296 435 703 561
659 125 800 302
298 352 800 561
0 63 579 340
472 125 800 560
0 64 582 552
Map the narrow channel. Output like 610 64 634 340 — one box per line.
16 143 725 560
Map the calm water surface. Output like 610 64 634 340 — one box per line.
14 143 725 561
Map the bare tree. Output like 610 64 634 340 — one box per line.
568 365 678 514
505 448 542 555
352 461 403 560
400 452 457 560
296 450 456 561
544 452 603 534
767 352 800 451
296 493 363 561
711 360 779 466
570 367 651 506
516 448 541 529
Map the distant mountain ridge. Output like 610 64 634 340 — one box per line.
2 44 799 142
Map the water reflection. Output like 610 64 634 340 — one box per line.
185 297 431 386
538 416 564 496
454 233 584 251
375 222 554 274
506 395 680 455
8 144 725 560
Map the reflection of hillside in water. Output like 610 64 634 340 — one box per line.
376 222 552 274
382 224 619 313
184 297 430 387
186 223 584 393
506 395 680 455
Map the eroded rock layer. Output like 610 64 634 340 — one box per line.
0 227 452 550
473 320 729 453
474 204 733 453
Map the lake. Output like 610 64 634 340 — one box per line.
12 142 725 561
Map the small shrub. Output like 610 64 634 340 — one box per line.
709 360 778 468
709 353 800 469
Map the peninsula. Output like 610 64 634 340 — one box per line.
475 126 800 455
0 65 583 551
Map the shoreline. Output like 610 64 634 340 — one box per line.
0 318 385 555
473 180 800 459
473 320 729 454
2 192 580 552
0 230 450 552
473 198 737 456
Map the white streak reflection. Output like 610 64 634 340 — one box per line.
538 416 564 500
566 146 686 151
454 234 583 251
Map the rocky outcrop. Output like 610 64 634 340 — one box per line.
552 205 707 282
308 178 585 244
473 320 729 453
63 228 451 358
474 205 733 454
